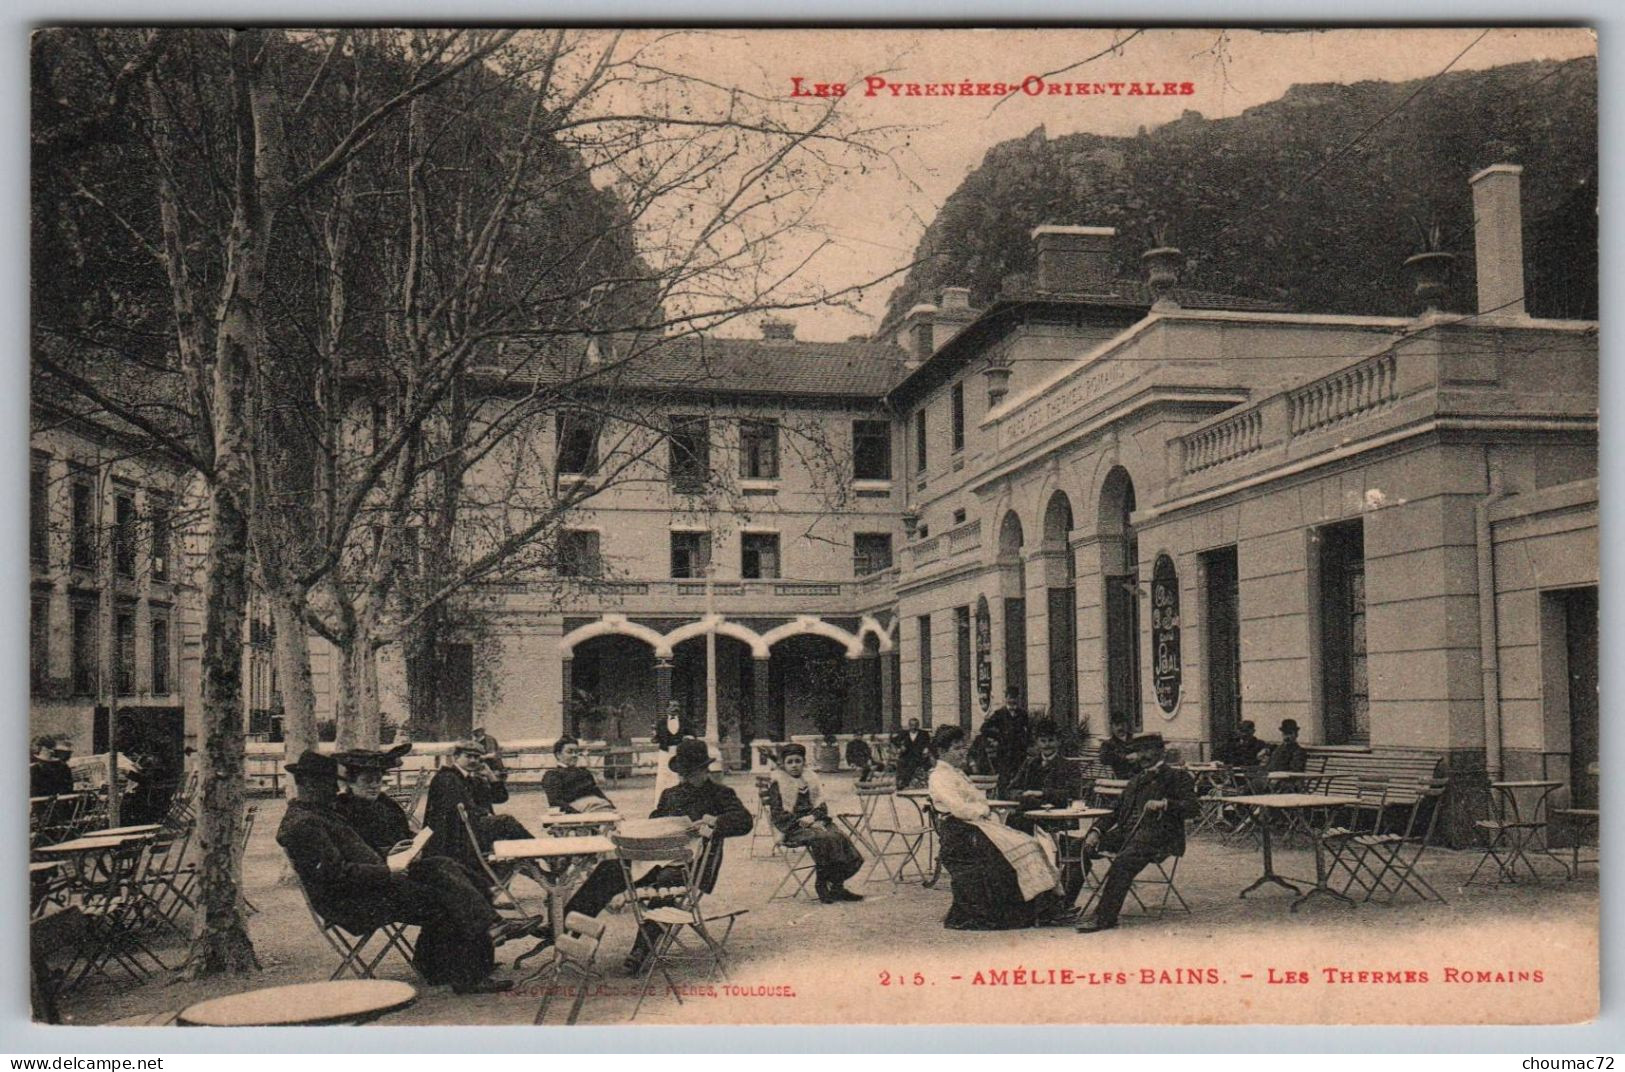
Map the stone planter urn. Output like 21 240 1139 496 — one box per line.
1404 251 1455 313
983 361 1013 407
814 738 841 773
1141 246 1184 308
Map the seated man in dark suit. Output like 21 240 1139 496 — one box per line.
423 740 535 877
540 736 613 812
1097 720 1138 778
1219 720 1269 768
1076 734 1199 933
1004 719 1083 832
1265 719 1308 774
563 739 753 973
1004 719 1087 901
276 750 511 993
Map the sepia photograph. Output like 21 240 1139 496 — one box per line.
25 26 1600 1030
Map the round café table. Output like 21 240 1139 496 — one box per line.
179 979 417 1027
490 835 615 937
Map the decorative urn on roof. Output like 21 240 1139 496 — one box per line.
1141 225 1183 311
1403 216 1455 314
983 354 1014 408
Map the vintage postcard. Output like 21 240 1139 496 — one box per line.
27 27 1598 1028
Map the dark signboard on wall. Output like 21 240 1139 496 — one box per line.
975 595 993 713
1151 554 1182 713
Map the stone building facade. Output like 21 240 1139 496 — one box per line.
31 165 1598 822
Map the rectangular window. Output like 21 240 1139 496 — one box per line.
70 473 95 569
739 418 779 479
556 411 599 475
149 496 172 581
1319 520 1368 744
852 420 891 480
71 599 98 696
955 605 973 731
30 455 49 565
914 408 928 473
741 532 780 580
558 529 602 578
151 615 170 695
115 609 136 695
853 533 893 576
951 382 965 453
670 531 711 579
917 614 933 729
30 595 49 691
114 493 137 578
669 415 710 494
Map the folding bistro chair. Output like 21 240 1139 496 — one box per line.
296 881 420 982
610 827 747 1020
836 783 895 876
1318 777 1391 898
385 770 431 833
1355 780 1448 904
1078 845 1190 918
770 838 818 901
749 775 778 859
530 911 608 1025
861 791 932 884
456 802 526 911
134 824 197 937
752 778 817 900
60 838 171 990
1190 767 1249 838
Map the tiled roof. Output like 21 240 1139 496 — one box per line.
474 333 909 399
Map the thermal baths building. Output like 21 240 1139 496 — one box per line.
30 166 1598 828
476 164 1597 822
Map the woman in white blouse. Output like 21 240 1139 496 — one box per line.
927 725 1069 929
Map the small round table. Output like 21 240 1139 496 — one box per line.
178 979 417 1027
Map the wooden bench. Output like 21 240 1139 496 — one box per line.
1304 750 1445 806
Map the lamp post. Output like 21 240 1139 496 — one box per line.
97 459 121 827
705 562 719 748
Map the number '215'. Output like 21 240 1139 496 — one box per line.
878 971 925 986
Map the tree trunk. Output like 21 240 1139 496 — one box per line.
334 629 381 749
186 482 259 975
268 585 317 779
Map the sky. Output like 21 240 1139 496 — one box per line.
616 28 1596 341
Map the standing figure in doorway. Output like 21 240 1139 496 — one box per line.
891 718 934 790
981 685 1032 794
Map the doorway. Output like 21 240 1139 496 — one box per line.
1204 546 1242 752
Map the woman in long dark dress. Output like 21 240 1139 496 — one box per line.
927 725 1068 930
767 743 865 903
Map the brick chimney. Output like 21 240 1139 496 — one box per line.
1031 225 1116 293
899 302 937 368
1469 164 1526 319
761 315 796 341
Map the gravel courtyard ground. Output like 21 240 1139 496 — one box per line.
52 773 1599 1027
